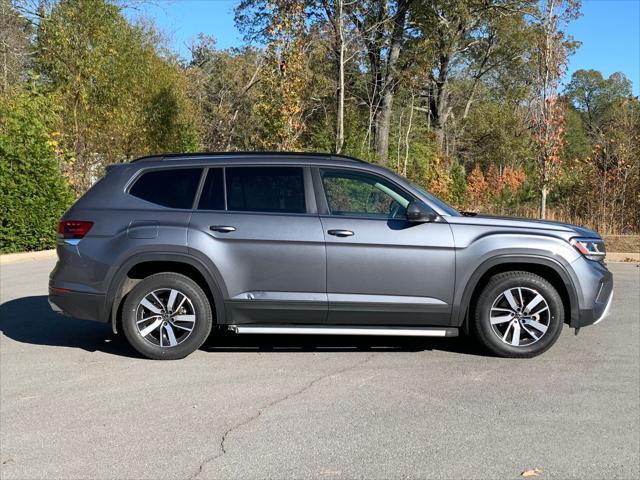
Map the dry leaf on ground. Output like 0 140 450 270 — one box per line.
521 468 543 477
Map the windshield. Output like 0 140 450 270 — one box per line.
409 181 460 216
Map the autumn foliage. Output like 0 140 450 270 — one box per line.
1 0 639 253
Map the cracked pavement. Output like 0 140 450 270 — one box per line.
1 259 639 479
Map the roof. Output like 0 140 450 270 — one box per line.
130 151 368 165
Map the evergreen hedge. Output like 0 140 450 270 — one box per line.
0 88 73 253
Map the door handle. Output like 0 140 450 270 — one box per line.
209 225 236 233
327 229 354 237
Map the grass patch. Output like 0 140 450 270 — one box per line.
603 235 640 253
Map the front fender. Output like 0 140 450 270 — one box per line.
451 234 582 328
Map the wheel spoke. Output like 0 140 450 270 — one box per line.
521 323 539 341
167 289 179 312
171 323 193 332
530 305 549 316
140 298 162 314
140 318 162 337
502 322 513 342
172 314 196 323
524 294 544 314
174 295 187 313
490 314 513 325
492 307 515 313
524 319 548 334
164 324 178 346
504 290 520 311
510 321 521 346
517 288 524 309
137 315 161 324
150 291 165 309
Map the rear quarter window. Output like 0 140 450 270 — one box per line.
129 168 202 209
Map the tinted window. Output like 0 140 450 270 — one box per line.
197 168 225 210
226 167 306 213
130 168 202 209
321 169 411 219
408 180 460 216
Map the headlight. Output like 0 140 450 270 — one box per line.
570 237 606 261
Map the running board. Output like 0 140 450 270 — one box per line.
228 325 458 337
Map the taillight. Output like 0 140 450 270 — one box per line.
58 221 94 239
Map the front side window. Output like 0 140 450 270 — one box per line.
226 167 306 214
321 169 411 219
130 168 202 209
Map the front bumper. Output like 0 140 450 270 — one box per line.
575 261 614 328
48 287 108 323
593 290 613 325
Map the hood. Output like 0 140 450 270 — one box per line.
448 213 601 238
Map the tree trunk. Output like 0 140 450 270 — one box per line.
403 94 414 175
539 185 548 219
335 0 345 154
374 0 409 164
374 91 394 163
429 54 450 151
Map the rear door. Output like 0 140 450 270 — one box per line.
315 167 455 326
188 165 327 324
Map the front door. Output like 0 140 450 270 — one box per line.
188 166 327 324
316 167 455 326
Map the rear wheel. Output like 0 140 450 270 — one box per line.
471 271 564 358
122 273 212 360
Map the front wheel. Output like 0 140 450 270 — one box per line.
471 271 564 358
122 273 212 360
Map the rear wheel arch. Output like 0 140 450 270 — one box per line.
456 255 579 332
107 253 227 333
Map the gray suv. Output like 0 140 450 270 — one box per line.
49 153 613 360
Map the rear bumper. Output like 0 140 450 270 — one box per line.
48 288 108 323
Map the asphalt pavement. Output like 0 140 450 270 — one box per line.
1 257 638 480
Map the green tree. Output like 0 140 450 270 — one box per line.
0 84 73 252
36 0 199 192
565 69 632 133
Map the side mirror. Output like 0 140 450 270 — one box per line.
406 200 438 223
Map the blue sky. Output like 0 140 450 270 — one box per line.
129 0 640 94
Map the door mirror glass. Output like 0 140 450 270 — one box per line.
406 200 438 223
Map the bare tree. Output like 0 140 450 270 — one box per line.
416 0 536 153
0 0 31 93
321 0 352 153
529 0 579 218
351 0 411 164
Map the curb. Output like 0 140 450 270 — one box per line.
0 249 57 265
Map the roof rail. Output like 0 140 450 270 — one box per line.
130 151 368 164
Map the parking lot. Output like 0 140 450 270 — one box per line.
1 257 638 479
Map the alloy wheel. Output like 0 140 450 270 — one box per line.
135 288 196 347
489 287 551 347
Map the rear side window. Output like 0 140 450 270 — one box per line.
130 168 202 209
197 168 225 210
226 167 306 213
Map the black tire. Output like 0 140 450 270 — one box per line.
471 271 564 358
122 273 212 360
